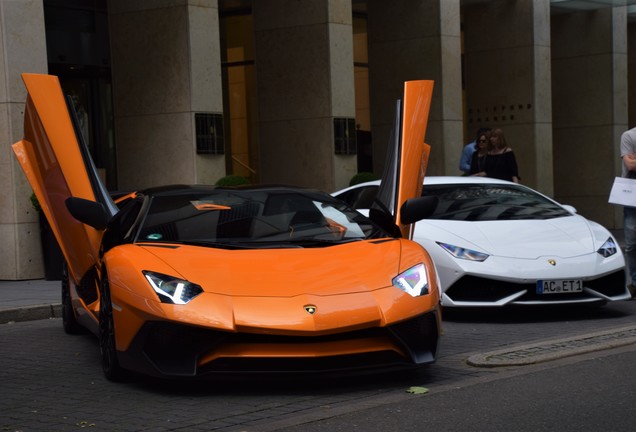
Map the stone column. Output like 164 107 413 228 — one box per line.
463 0 552 194
552 7 627 227
253 0 356 191
367 0 463 176
0 0 48 279
626 19 636 228
630 21 636 130
108 0 224 190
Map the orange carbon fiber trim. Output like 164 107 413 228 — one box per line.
196 336 408 366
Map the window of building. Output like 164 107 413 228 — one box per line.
44 0 117 190
353 9 373 172
220 3 258 183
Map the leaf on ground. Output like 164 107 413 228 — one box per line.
406 386 429 394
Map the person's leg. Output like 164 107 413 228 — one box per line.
623 207 636 294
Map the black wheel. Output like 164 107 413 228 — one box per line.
99 269 124 381
61 261 82 334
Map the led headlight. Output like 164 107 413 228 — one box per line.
437 242 489 262
143 271 203 304
392 264 429 297
597 237 618 258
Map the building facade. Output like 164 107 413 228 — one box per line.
1 0 635 279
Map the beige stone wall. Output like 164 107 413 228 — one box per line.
552 7 627 227
108 0 224 191
630 23 636 132
463 0 552 194
253 0 356 191
368 0 463 177
0 0 48 279
628 19 636 228
3 0 635 281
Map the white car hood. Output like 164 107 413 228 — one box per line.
417 215 597 259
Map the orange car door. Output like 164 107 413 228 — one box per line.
374 80 434 239
395 80 433 238
12 74 117 284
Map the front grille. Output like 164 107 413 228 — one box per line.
446 275 525 302
585 270 626 296
200 351 409 374
446 270 626 304
389 312 439 364
123 312 440 377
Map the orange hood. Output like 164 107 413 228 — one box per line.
140 240 402 297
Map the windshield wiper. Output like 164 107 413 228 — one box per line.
139 240 255 250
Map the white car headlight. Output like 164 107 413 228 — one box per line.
437 242 489 262
392 264 429 297
597 237 618 258
143 271 203 304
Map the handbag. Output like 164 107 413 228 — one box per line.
609 176 636 207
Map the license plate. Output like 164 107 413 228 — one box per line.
536 279 583 294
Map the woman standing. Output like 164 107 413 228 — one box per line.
469 130 490 177
483 128 520 183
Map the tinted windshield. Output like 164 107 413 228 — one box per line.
422 184 572 221
136 188 385 247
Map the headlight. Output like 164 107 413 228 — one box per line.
437 242 489 262
392 264 429 297
143 271 203 304
597 237 618 258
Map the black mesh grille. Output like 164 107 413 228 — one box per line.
334 118 357 155
195 113 224 154
388 312 440 364
127 311 439 377
584 270 626 296
446 270 626 303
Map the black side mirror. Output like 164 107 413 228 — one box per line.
369 208 403 238
400 196 439 225
65 196 110 231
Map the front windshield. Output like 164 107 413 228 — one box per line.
136 188 386 247
423 184 572 221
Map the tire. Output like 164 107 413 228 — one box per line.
99 269 125 381
61 261 83 335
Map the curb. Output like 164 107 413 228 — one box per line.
467 324 636 367
0 303 62 324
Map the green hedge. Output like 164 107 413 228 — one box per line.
215 175 250 186
349 172 380 186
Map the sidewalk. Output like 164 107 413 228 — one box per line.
0 279 61 323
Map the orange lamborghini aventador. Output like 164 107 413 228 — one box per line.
13 74 441 380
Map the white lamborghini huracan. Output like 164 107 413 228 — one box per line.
334 176 630 307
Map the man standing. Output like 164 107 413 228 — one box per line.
620 126 636 298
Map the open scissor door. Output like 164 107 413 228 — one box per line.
373 80 434 239
12 73 118 284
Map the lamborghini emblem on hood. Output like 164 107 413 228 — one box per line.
304 305 317 315
548 259 556 266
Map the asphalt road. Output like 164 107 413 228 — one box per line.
275 344 636 432
1 301 635 431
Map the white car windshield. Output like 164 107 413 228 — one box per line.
422 184 572 221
